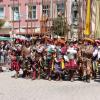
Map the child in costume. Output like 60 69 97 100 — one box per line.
52 53 63 81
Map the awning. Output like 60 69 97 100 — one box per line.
0 36 13 41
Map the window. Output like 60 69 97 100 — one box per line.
57 3 64 14
28 5 36 19
11 6 20 21
0 7 4 19
42 5 50 16
0 0 3 2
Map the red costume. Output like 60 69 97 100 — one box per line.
11 53 20 72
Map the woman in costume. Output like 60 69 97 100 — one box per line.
67 42 78 81
10 50 20 78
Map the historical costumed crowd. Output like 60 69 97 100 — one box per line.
0 36 100 82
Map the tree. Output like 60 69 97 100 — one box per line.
52 14 68 36
0 19 5 28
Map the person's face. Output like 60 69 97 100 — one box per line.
70 43 73 47
84 41 88 45
12 51 15 55
26 42 29 47
1 41 4 46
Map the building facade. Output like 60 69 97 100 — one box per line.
0 0 98 39
0 0 72 36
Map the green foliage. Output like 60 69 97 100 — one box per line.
52 15 68 36
0 20 5 28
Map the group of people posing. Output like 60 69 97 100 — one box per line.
0 36 100 82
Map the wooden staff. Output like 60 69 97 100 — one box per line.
65 0 68 41
18 0 20 35
12 0 15 42
40 0 43 38
30 0 33 44
95 0 100 39
50 0 53 37
78 0 82 40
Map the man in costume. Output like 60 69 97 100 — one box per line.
21 41 32 78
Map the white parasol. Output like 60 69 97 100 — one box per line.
14 35 28 40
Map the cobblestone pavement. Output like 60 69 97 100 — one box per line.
0 71 100 100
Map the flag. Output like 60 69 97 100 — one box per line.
84 0 91 36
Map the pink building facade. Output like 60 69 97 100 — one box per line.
0 0 73 36
0 0 77 35
0 0 98 39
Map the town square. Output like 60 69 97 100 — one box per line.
0 0 100 100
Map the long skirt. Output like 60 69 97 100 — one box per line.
0 55 4 64
65 59 78 70
11 60 20 72
54 63 63 73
